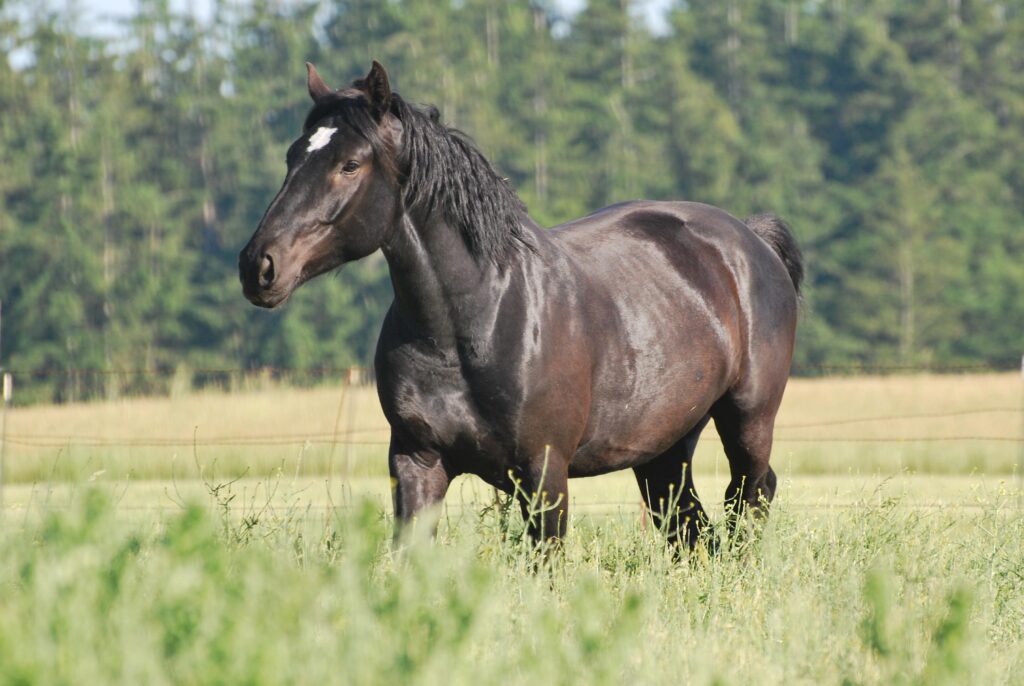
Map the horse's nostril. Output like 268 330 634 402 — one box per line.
258 253 275 289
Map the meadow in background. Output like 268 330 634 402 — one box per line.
3 372 1019 484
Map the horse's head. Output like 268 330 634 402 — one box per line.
239 61 401 308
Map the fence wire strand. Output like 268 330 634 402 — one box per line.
0 365 1021 501
3 433 1021 450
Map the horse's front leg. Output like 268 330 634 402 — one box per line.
388 436 452 539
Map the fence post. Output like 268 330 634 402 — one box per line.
1018 354 1023 510
0 299 5 509
0 372 11 510
342 367 360 480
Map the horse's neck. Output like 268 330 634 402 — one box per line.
381 211 532 348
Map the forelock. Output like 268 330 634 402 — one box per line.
303 92 374 133
302 92 399 177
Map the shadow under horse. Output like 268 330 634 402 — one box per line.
239 62 803 551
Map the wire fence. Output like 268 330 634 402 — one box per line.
1 358 1022 405
794 360 1022 374
0 361 1022 514
1 402 1021 449
0 365 374 406
3 431 1022 449
7 359 1021 378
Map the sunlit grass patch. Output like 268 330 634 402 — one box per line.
3 373 1021 483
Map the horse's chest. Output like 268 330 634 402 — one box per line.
378 363 512 465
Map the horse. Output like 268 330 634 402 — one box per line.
239 61 803 549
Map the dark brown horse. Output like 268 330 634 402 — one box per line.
240 62 803 549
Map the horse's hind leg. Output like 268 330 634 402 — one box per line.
711 394 781 528
516 449 570 546
633 415 711 549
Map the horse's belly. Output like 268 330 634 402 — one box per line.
569 389 716 477
569 441 662 477
569 328 733 477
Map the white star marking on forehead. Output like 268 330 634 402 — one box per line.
306 126 338 153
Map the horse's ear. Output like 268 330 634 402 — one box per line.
306 62 332 101
363 60 392 118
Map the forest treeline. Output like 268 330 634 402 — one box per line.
1 0 1022 402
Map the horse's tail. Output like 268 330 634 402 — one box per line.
745 212 804 298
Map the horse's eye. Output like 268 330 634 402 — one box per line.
341 160 360 174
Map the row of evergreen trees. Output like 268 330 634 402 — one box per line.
1 0 1022 402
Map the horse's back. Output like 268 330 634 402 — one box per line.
554 200 765 260
551 200 796 326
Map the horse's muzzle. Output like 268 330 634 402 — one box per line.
239 246 289 308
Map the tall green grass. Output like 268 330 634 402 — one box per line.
1 486 1021 685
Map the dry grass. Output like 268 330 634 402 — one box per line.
1 373 1021 483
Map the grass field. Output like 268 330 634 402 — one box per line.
1 479 1022 685
1 374 1022 684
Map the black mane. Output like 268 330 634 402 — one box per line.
305 91 533 264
